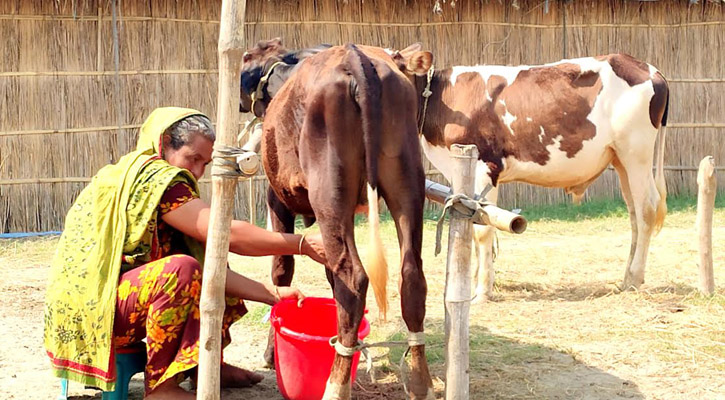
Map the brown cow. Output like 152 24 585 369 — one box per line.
240 39 435 400
403 52 669 299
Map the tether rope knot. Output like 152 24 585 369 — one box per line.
211 144 260 179
434 189 495 257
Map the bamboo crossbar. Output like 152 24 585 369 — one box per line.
2 14 725 29
240 20 725 29
2 122 722 137
669 78 725 83
0 69 216 77
0 175 268 185
0 124 143 136
5 167 724 187
0 14 220 24
1 68 721 83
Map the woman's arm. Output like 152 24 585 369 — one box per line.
161 198 326 263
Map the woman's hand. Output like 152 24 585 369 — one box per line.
300 233 327 265
274 286 306 307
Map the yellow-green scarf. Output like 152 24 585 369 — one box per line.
44 107 206 390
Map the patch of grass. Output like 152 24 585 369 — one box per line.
0 236 59 267
382 325 551 371
244 303 272 328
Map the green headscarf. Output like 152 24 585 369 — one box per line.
44 107 207 390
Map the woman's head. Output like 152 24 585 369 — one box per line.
161 115 215 179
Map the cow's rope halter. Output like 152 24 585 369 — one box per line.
250 60 287 118
211 61 284 179
418 65 435 135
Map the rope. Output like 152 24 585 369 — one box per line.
250 61 287 116
328 331 427 393
434 193 496 256
418 65 435 135
211 144 260 179
238 116 263 148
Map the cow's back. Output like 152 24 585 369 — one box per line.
260 45 418 212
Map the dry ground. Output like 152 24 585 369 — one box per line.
1 199 723 399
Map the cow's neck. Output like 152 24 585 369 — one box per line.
416 68 453 148
260 45 333 110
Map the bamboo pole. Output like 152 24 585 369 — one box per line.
696 156 717 295
444 144 478 400
197 1 247 399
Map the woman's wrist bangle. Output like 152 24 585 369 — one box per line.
298 233 306 256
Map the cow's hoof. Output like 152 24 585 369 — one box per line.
621 275 644 291
472 290 494 304
408 387 435 400
321 380 351 400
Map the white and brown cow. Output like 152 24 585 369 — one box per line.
404 52 669 298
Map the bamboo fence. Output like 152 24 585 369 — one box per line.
0 0 723 232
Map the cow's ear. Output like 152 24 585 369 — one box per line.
406 51 433 76
269 37 283 48
398 43 423 60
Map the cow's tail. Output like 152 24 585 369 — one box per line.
345 44 389 320
653 72 669 235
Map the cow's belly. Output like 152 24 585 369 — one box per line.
500 132 614 187
421 131 615 190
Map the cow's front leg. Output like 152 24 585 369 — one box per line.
264 188 296 368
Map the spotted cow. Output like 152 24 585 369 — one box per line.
404 53 669 299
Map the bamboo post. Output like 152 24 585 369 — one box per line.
696 156 717 295
197 1 247 399
444 144 478 400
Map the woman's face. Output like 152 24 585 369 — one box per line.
163 134 214 180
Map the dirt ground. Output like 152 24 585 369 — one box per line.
0 204 723 399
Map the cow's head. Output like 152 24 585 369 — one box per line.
240 37 288 117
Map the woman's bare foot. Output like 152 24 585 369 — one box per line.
145 378 195 400
220 363 264 388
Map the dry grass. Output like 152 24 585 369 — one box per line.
220 198 725 400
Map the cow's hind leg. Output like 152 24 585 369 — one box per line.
616 154 661 289
264 188 296 367
302 102 368 400
313 204 367 400
612 157 639 278
378 153 434 400
473 185 499 302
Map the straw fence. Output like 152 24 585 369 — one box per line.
0 0 723 232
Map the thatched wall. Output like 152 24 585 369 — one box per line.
1 0 724 232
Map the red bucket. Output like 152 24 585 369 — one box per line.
270 297 371 400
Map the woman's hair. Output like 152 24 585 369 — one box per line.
165 115 215 150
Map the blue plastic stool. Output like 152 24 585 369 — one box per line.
58 343 147 400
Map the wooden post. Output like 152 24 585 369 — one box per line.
197 1 246 399
696 156 717 295
444 144 478 400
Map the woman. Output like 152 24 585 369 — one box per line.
44 107 326 399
